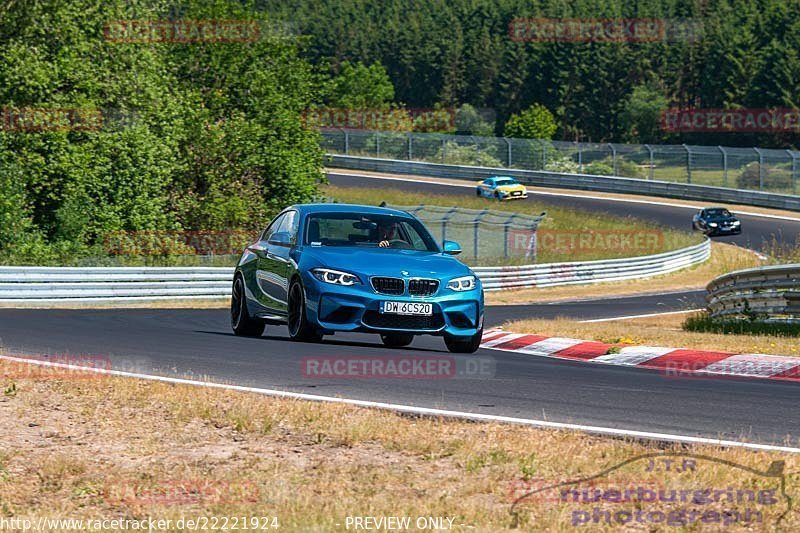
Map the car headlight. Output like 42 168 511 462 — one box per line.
732 220 741 226
447 275 476 292
709 222 718 227
311 268 360 286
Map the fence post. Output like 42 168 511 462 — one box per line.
608 143 617 175
503 214 516 258
441 207 457 244
683 144 692 183
754 147 764 190
474 209 488 260
504 137 512 167
375 131 380 158
788 150 798 195
644 144 654 180
542 142 547 169
341 128 349 155
441 137 446 163
407 133 413 160
719 146 728 187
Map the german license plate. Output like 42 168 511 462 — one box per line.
380 301 433 316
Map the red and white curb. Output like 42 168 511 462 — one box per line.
480 329 800 383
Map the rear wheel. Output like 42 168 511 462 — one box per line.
231 276 265 337
494 191 500 200
287 280 323 342
475 188 481 197
380 333 414 348
444 327 483 354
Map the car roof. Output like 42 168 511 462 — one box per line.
288 203 414 218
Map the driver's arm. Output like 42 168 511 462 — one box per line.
378 240 390 247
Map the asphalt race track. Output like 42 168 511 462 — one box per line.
1 305 799 447
2 172 799 449
327 171 800 252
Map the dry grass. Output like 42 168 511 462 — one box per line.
487 242 763 305
0 356 798 530
503 313 800 357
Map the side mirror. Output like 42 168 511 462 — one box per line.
268 231 292 247
443 240 462 255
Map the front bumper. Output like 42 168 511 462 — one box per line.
498 190 528 200
302 272 484 337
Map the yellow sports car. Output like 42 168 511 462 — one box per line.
476 176 528 200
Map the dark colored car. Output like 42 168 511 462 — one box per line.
691 207 741 235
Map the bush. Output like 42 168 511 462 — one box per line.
435 142 502 167
736 162 792 191
504 104 558 140
583 158 644 178
584 161 614 176
544 156 580 174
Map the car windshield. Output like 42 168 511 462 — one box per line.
494 178 516 186
305 212 439 251
706 208 732 217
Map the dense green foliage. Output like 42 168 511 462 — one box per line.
504 104 558 139
0 0 325 263
261 0 800 147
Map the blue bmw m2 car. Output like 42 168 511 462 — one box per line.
231 204 485 353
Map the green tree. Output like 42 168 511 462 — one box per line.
325 61 395 108
620 84 669 143
504 104 557 140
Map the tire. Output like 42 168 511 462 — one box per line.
494 191 500 200
231 276 265 337
476 188 481 197
380 333 414 348
444 327 483 354
287 280 323 342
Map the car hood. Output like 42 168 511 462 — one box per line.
300 246 474 279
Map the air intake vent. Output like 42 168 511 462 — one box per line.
408 279 439 297
371 277 405 295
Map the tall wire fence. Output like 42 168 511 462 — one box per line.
322 129 800 195
387 204 546 263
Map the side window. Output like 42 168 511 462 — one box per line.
277 210 298 243
261 213 286 242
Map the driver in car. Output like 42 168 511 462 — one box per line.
377 221 406 248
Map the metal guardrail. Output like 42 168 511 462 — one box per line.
328 155 800 212
477 238 710 291
0 239 710 301
706 264 800 321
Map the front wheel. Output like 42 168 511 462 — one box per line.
476 188 482 197
380 333 414 347
231 276 265 337
287 280 323 342
444 328 483 354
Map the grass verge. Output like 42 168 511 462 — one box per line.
684 312 800 337
0 355 798 530
504 313 800 357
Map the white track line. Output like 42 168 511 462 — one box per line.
579 309 704 323
327 170 800 223
1 352 797 454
